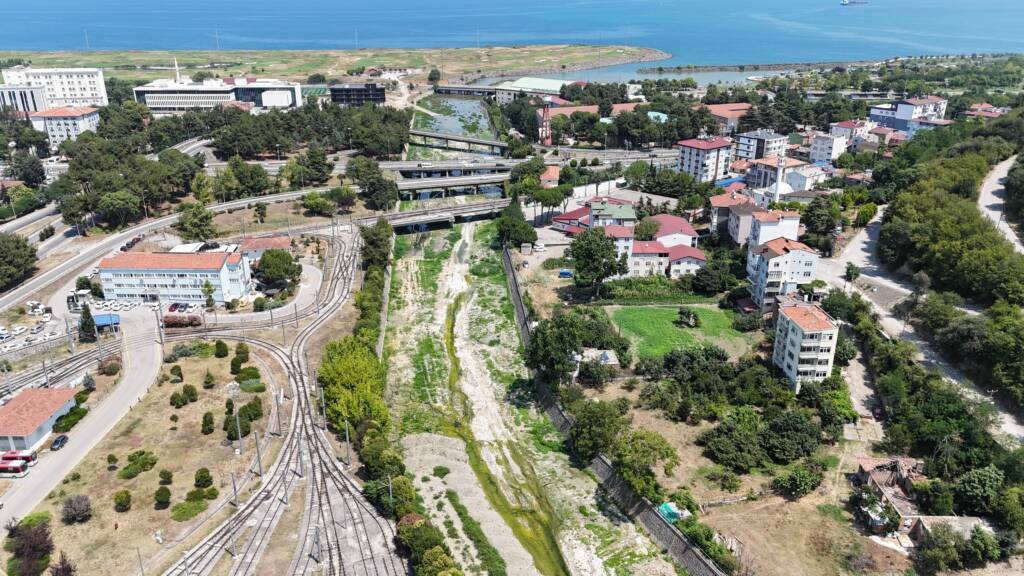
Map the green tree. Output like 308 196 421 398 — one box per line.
845 262 860 282
299 144 333 185
397 517 447 566
169 364 184 382
762 409 821 464
427 68 441 83
254 202 267 223
194 468 213 488
78 304 97 343
772 463 823 499
327 186 357 212
320 337 390 433
154 486 171 510
191 170 214 205
633 218 660 241
7 151 45 188
803 196 841 236
611 429 679 501
301 191 334 216
202 280 215 309
954 464 1004 515
159 469 173 485
203 370 215 389
113 490 132 512
0 232 37 291
257 249 301 284
566 227 627 294
213 166 241 201
495 200 537 247
235 342 250 362
214 340 229 358
623 160 651 189
97 190 141 226
175 202 217 241
417 546 460 576
568 399 628 461
201 411 215 435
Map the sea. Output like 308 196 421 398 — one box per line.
5 0 1024 82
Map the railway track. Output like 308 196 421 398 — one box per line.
160 229 404 576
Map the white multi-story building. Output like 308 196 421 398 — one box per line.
600 227 705 279
829 119 876 141
0 85 47 113
678 137 732 183
1 66 107 108
869 96 948 132
734 129 787 161
648 214 698 248
786 165 828 192
772 299 838 391
133 76 302 116
668 245 706 278
98 252 254 304
810 133 848 165
746 238 819 314
629 241 670 277
29 107 99 147
494 77 574 105
747 155 808 189
749 210 800 247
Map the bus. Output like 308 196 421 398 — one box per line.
2 450 37 466
0 460 29 478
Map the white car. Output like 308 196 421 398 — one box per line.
41 313 52 322
187 303 199 312
24 336 39 345
2 343 17 352
25 300 40 309
11 326 26 336
45 331 60 340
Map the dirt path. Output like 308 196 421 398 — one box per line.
978 155 1023 253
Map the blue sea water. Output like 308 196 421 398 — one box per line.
5 0 1024 72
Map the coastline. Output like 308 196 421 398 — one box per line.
635 51 1020 75
454 47 671 84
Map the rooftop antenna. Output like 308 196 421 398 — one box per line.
174 58 181 83
84 29 90 50
772 153 786 204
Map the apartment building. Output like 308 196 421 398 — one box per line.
772 299 838 391
830 119 876 141
134 76 302 116
646 213 697 248
726 203 766 246
810 133 848 164
678 136 732 183
0 85 47 113
29 107 99 147
98 252 254 304
869 95 948 131
668 245 706 278
329 83 386 107
629 241 670 277
1 66 107 107
734 129 787 161
749 210 800 246
746 238 819 314
600 225 705 279
709 191 754 231
695 102 752 134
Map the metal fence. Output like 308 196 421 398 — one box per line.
375 235 396 357
0 333 74 362
500 246 727 576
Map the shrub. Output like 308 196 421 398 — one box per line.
82 373 96 391
74 390 90 405
52 406 88 433
732 312 763 332
253 297 267 312
152 486 171 510
117 450 158 480
214 340 229 358
432 466 450 478
201 412 215 435
170 391 187 409
61 494 92 524
230 356 243 375
163 315 202 328
170 499 208 521
205 487 219 500
773 464 823 499
225 398 234 415
182 384 198 403
113 490 132 512
101 360 121 376
236 366 260 383
194 468 213 488
169 364 183 382
186 488 208 502
159 469 173 485
235 342 250 363
106 454 118 470
203 370 215 389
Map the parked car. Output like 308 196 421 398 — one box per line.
558 269 574 278
41 313 52 322
30 324 45 334
168 303 180 312
51 435 68 451
11 326 26 336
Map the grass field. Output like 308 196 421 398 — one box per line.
609 305 753 358
0 45 665 83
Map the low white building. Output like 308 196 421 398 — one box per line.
772 299 838 392
678 137 732 183
810 134 848 165
0 388 77 451
869 96 948 131
1 66 108 108
30 107 99 147
749 210 800 247
829 119 876 141
98 252 254 304
629 241 670 277
648 213 698 248
669 245 706 278
786 165 829 192
133 74 302 116
746 238 819 314
494 77 574 105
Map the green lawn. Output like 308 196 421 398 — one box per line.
610 305 753 358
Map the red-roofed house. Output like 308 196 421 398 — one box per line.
830 118 876 140
678 137 733 183
29 106 99 146
552 206 590 234
668 245 706 278
0 388 78 450
962 102 1010 120
629 241 669 277
709 191 752 231
540 165 561 189
240 235 293 262
602 225 635 261
537 102 640 141
695 102 752 134
745 238 819 314
98 251 254 304
749 210 801 246
647 213 697 248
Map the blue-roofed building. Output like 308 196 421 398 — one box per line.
85 313 120 333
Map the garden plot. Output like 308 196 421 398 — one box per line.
608 304 756 359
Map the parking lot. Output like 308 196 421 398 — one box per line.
0 300 64 356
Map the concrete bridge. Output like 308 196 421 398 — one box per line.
395 173 510 197
373 198 512 228
433 85 498 98
407 129 508 155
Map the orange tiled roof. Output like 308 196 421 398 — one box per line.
99 252 231 271
0 388 77 436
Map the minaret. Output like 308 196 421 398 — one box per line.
772 153 786 204
174 58 181 84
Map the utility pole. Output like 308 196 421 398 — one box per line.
293 302 298 328
136 547 145 575
253 430 263 476
234 410 243 453
274 392 283 436
319 380 327 429
230 472 239 506
344 420 351 466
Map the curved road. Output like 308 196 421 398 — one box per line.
978 155 1023 253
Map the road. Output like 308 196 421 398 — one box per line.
977 155 1023 253
820 216 1024 443
0 312 161 530
0 202 58 234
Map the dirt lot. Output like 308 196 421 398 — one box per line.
16 343 286 575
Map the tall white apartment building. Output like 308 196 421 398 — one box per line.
810 133 848 165
29 107 99 147
869 96 948 131
1 66 108 107
734 129 787 161
678 137 732 183
746 238 819 314
748 210 800 247
98 252 254 304
772 299 838 392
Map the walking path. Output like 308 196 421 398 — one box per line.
820 216 1024 444
977 155 1023 253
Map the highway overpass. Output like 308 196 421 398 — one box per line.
407 129 508 155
